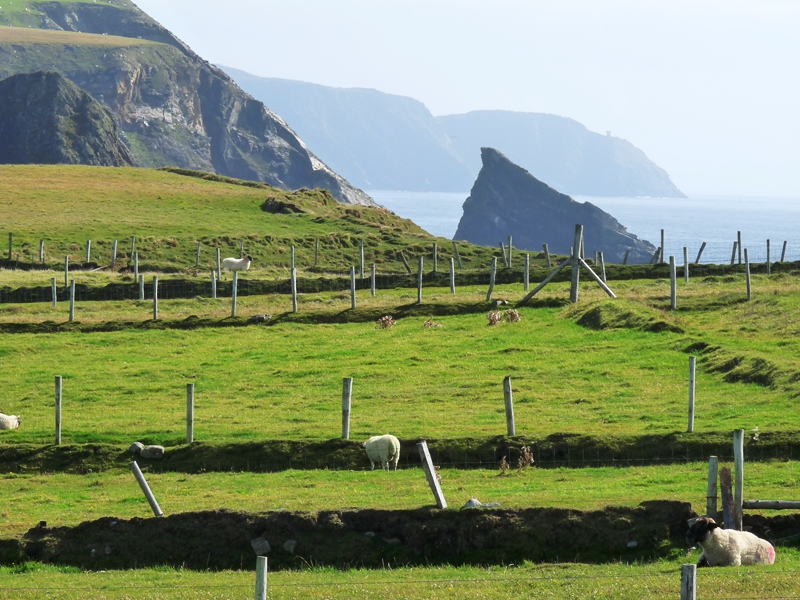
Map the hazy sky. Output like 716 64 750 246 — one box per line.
134 0 799 197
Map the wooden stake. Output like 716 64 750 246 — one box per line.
55 376 62 445
86 240 91 263
524 254 530 292
371 263 376 297
623 249 630 265
138 274 144 301
720 467 735 529
291 268 298 313
399 252 412 274
766 239 771 276
449 258 455 295
153 276 159 320
64 255 69 288
211 270 217 299
570 225 582 303
499 242 509 268
255 556 268 600
660 229 665 264
291 245 295 270
129 461 164 517
359 240 364 278
694 242 706 265
598 251 606 283
486 257 497 302
69 280 75 322
737 231 742 264
452 241 463 270
730 241 737 266
417 441 447 509
670 256 677 310
680 564 696 600
706 456 718 516
503 376 515 436
216 248 221 279
51 278 57 307
351 266 357 309
314 238 319 268
341 378 353 439
39 239 45 264
507 235 513 268
745 249 751 301
780 240 787 262
683 246 689 282
134 252 139 281
112 240 118 269
432 242 438 273
195 242 201 268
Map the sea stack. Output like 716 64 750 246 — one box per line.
454 148 657 264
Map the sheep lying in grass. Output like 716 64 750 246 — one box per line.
0 413 20 430
221 255 252 277
363 434 401 471
687 516 776 567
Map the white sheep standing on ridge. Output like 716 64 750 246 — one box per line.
363 434 401 471
687 516 776 567
0 413 21 430
221 255 252 277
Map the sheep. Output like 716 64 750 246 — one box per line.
363 434 401 471
221 255 252 277
0 413 21 430
687 516 776 567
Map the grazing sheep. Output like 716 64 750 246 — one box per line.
687 516 776 567
363 434 401 471
222 255 252 276
0 413 21 430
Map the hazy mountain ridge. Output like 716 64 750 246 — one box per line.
221 67 685 198
0 2 373 205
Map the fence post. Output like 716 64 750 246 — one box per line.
350 266 357 309
543 243 551 269
734 429 744 530
524 253 530 291
688 356 696 433
55 376 62 445
314 238 319 268
503 376 515 436
64 255 69 288
134 252 139 281
730 241 737 265
766 239 771 276
341 377 353 439
449 257 455 295
211 270 217 299
216 248 221 279
683 246 689 282
153 276 159 320
598 251 606 283
370 263 376 297
7 232 11 260
720 467 735 529
86 240 91 263
680 564 696 600
745 248 751 301
291 244 295 271
670 256 677 310
39 239 45 264
231 272 238 317
486 257 497 302
138 275 144 301
706 456 718 516
195 242 201 268
417 257 423 304
129 461 164 517
112 240 118 269
417 441 447 509
660 229 665 264
737 231 742 264
500 242 509 268
359 239 364 278
255 556 268 600
694 242 707 265
131 235 136 257
452 241 463 270
507 235 513 268
291 268 298 313
780 240 787 262
432 242 437 273
69 280 75 322
51 278 57 307
570 225 583 303
186 383 194 444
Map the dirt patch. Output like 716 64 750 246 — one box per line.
12 501 696 571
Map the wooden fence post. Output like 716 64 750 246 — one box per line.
153 276 159 320
730 241 737 265
452 241 463 270
660 229 665 264
417 257 423 304
524 253 530 292
499 242 509 268
350 266 357 309
55 376 62 445
688 356 696 433
780 240 787 262
129 461 164 517
211 270 217 299
507 235 513 268
195 242 201 268
291 268 298 313
706 456 718 516
399 252 412 274
745 249 751 301
341 377 353 439
216 248 221 279
314 238 319 268
623 249 630 265
138 274 144 301
449 257 455 295
131 235 136 257
766 239 771 276
371 263 376 297
186 383 194 444
417 441 447 508
51 278 57 307
64 255 69 288
734 429 744 530
720 467 735 529
737 231 742 264
231 272 238 317
680 564 696 600
86 240 91 264
570 225 583 303
543 243 551 269
503 376 515 436
255 556 268 600
694 242 707 265
598 251 606 283
112 240 118 269
486 257 497 302
683 246 689 282
134 252 139 281
69 280 75 322
670 256 677 310
432 242 437 273
39 239 45 264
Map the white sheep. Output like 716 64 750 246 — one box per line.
687 516 776 567
221 255 252 276
0 413 21 430
363 434 401 471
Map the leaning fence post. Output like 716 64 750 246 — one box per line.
503 376 515 436
129 461 164 517
341 377 353 439
417 441 447 509
623 249 630 265
570 225 583 303
69 280 75 322
734 429 744 530
417 257 423 304
486 256 497 302
680 564 696 600
598 251 606 283
745 249 751 301
780 240 787 263
231 272 238 317
452 241 463 270
51 278 57 307
688 356 696 433
350 266 357 309
706 456 719 516
255 556 268 600
694 242 707 265
730 241 737 266
543 243 551 269
186 383 194 444
670 256 677 310
153 276 159 320
55 376 62 445
291 268 298 313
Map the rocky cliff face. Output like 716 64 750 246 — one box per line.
0 71 133 166
0 1 373 205
454 148 657 264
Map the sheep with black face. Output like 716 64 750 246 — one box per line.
687 516 775 567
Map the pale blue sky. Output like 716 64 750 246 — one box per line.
134 0 799 197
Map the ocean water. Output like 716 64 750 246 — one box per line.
370 190 800 265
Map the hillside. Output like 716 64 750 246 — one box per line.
0 3 373 205
221 66 685 198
